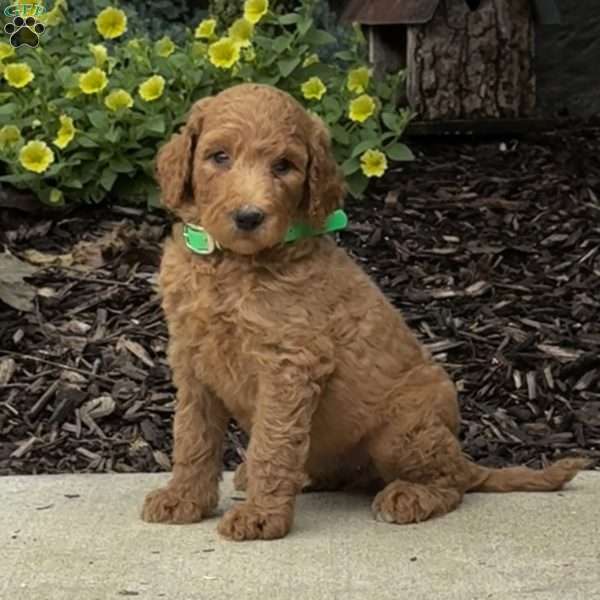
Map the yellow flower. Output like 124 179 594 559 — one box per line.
79 67 108 94
228 18 253 48
349 94 376 122
244 0 268 24
49 188 64 204
105 89 134 111
208 38 240 69
3 63 34 88
301 76 326 101
302 53 319 67
195 18 216 39
347 66 370 94
43 0 67 26
155 36 176 58
0 125 22 150
0 42 15 61
95 7 127 40
88 43 108 68
139 75 165 102
53 115 75 150
127 38 142 51
360 149 387 178
19 140 55 174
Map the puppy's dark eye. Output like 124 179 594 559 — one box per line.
272 159 293 177
210 151 230 166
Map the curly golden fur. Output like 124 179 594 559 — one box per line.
142 84 587 541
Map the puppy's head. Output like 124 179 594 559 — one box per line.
156 83 346 255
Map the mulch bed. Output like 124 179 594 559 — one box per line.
1 124 599 476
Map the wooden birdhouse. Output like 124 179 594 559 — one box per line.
340 0 561 121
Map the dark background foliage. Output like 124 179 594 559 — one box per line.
68 0 209 41
67 0 346 41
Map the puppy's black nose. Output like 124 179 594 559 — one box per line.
233 206 265 231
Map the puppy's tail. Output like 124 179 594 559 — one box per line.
466 457 591 493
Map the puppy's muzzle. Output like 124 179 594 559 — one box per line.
233 205 266 231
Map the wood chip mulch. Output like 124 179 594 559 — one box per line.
1 124 599 475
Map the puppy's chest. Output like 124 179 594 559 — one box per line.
165 266 266 401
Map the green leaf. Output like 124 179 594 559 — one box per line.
375 82 393 101
341 156 360 176
351 138 380 158
278 57 301 77
385 143 415 161
88 111 109 130
272 35 291 54
45 162 67 177
0 103 17 118
77 135 99 148
134 148 156 158
331 124 350 146
65 178 83 190
168 54 190 70
56 66 74 87
256 74 280 86
110 156 134 173
105 127 121 144
346 171 369 198
146 186 162 209
0 173 36 184
253 35 274 50
300 63 337 80
145 116 166 135
381 132 399 142
382 112 402 133
297 17 313 37
303 29 337 46
79 162 100 184
68 151 93 161
278 13 301 25
100 168 118 191
334 50 355 61
322 96 342 121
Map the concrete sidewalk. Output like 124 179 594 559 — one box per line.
1 472 598 600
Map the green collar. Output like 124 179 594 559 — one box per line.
183 209 348 255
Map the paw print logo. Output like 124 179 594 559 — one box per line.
4 16 46 48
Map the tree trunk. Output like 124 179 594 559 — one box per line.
407 0 536 120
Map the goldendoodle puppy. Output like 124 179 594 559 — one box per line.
142 83 587 541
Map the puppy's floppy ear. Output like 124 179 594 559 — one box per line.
155 97 212 209
304 114 346 228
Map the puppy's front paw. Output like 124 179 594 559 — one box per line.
142 486 216 524
217 502 292 541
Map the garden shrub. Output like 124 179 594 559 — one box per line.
67 0 209 42
0 0 413 209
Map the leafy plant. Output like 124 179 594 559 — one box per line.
68 0 209 42
0 0 413 208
